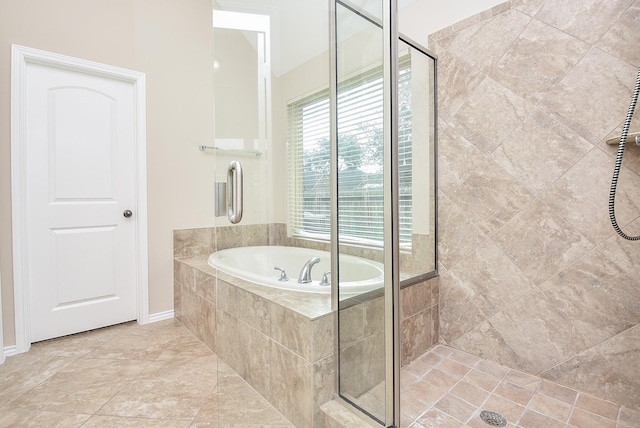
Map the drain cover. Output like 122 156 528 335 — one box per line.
479 410 507 427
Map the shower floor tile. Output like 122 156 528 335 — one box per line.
402 345 640 428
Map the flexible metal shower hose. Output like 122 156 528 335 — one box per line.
609 66 640 240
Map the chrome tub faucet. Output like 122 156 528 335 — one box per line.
298 257 320 283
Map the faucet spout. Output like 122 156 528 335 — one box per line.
298 257 321 284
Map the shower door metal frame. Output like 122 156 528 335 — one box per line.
382 0 401 426
330 0 401 426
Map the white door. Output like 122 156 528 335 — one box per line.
24 60 139 342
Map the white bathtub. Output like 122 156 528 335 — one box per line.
207 245 383 294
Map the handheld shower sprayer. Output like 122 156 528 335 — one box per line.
609 66 640 241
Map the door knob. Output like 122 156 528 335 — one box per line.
123 210 133 218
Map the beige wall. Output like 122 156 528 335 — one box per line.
0 0 215 347
433 0 640 410
212 26 271 226
399 0 506 42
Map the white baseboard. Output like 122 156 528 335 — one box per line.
146 310 174 324
4 345 18 357
0 312 173 362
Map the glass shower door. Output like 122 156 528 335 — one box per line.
334 1 437 426
334 0 393 424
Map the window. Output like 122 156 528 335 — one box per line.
288 58 413 247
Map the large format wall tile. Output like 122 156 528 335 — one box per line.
598 218 640 276
450 321 530 372
540 148 640 244
448 158 534 235
596 1 640 67
312 313 335 362
437 124 486 195
445 240 534 319
436 50 485 123
489 290 590 374
537 249 640 347
313 356 335 425
216 279 271 335
540 47 637 144
450 77 534 154
400 280 432 320
542 326 640 409
599 113 640 177
271 303 313 361
433 0 640 411
439 272 486 343
491 19 589 104
511 0 547 17
402 309 432 365
270 341 313 428
492 200 593 285
437 192 488 271
443 9 531 73
491 109 592 196
173 228 215 258
535 0 635 45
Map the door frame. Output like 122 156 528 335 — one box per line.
10 45 149 353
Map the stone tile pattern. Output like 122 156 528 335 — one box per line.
175 256 334 428
174 225 439 426
401 278 440 366
333 277 439 421
401 345 640 428
432 0 640 410
175 223 439 364
6 322 638 428
0 319 294 427
175 223 436 280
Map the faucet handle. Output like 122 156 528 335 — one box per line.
274 267 289 282
320 271 331 286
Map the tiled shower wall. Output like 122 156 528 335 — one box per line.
432 0 640 410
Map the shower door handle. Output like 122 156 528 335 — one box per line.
227 160 243 224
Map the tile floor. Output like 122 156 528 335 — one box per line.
0 319 292 427
1 319 639 427
400 346 640 428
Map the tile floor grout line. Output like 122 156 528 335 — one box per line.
462 356 512 426
0 354 83 411
4 323 639 427
421 349 478 425
404 351 453 425
413 348 510 426
564 388 581 428
511 372 543 427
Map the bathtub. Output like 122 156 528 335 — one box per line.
207 245 384 294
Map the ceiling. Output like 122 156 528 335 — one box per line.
214 0 418 76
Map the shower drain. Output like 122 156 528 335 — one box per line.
479 410 508 427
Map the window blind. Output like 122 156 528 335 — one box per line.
287 57 413 247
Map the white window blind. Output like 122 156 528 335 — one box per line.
288 57 413 247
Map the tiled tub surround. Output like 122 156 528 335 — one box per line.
175 254 334 427
174 223 436 278
174 224 439 426
433 0 640 410
337 277 440 420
